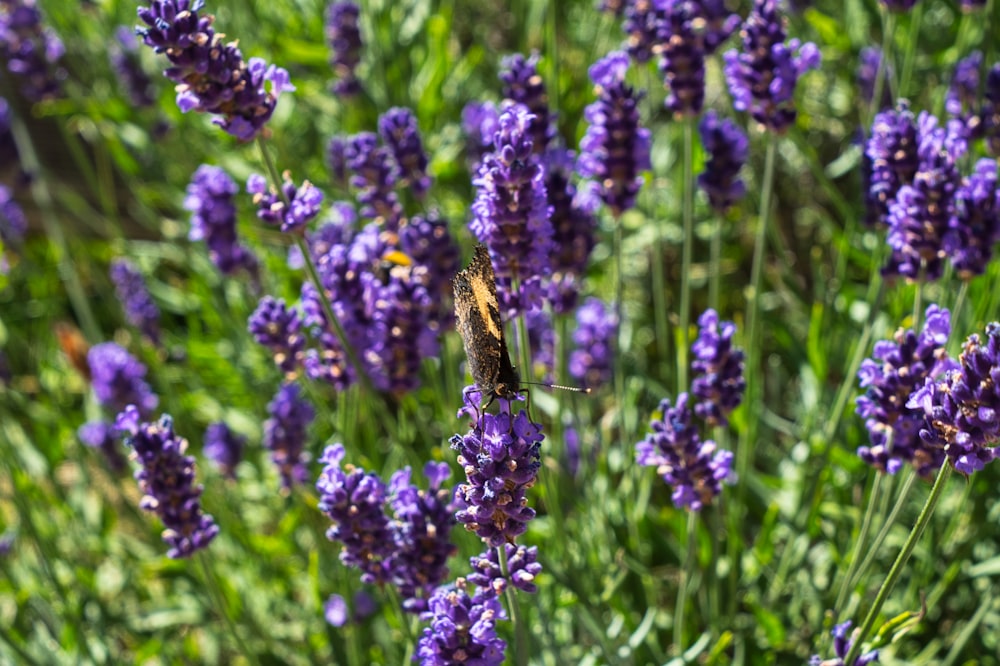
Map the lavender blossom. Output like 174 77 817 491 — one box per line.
78 420 128 472
345 132 402 228
865 103 919 227
110 26 156 108
324 594 349 627
248 296 305 374
635 394 733 511
578 51 652 217
945 159 1000 278
461 101 499 167
545 149 598 313
984 64 1000 157
0 183 26 246
469 105 554 314
115 406 220 558
697 110 748 214
184 164 259 280
416 579 506 666
0 0 65 101
499 53 554 154
326 1 363 97
378 107 431 197
136 0 294 141
623 0 663 64
690 309 745 428
110 258 161 345
569 297 617 389
468 544 542 597
945 51 983 139
399 211 461 311
450 392 543 546
87 342 158 415
263 382 314 489
809 620 880 666
723 0 821 133
247 172 324 234
856 305 953 478
203 421 245 479
857 47 891 111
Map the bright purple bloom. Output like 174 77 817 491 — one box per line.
723 0 821 133
416 579 507 666
136 0 294 141
697 110 748 214
0 0 65 102
946 159 1000 278
0 183 26 246
263 382 314 489
184 164 259 280
578 51 652 217
946 51 983 139
378 107 431 197
468 543 542 596
545 148 598 313
470 105 554 314
450 392 544 547
809 620 880 666
115 406 220 559
203 421 245 479
324 594 349 627
248 296 305 374
110 26 156 107
635 393 733 511
110 258 161 345
691 309 745 428
857 47 891 111
569 297 617 388
856 305 953 478
326 1 363 97
865 103 919 227
247 172 324 234
500 53 554 154
79 420 128 472
345 132 402 228
87 342 158 416
623 0 663 64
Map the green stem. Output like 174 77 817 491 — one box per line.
843 462 953 665
498 546 528 666
848 469 917 594
613 213 627 438
674 510 699 652
546 0 560 118
898 3 923 99
708 214 722 314
199 552 253 657
677 118 695 394
868 11 896 126
832 469 886 619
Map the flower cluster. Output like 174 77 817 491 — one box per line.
723 0 821 133
545 149 598 313
945 51 983 139
578 50 651 217
262 382 314 489
110 258 161 345
86 342 159 415
470 104 554 314
247 172 324 234
865 103 919 227
468 543 542 596
0 0 65 102
499 52 554 155
115 406 220 558
697 110 748 214
203 421 245 479
945 158 1000 278
461 100 500 167
326 1 363 97
416 579 506 666
450 392 544 546
623 0 662 64
569 297 617 389
137 0 294 140
184 164 259 280
856 305 953 478
691 309 746 427
345 130 402 227
110 26 157 108
809 621 880 666
248 296 306 374
378 107 431 198
909 321 1000 474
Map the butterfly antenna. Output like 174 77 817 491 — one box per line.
520 381 592 394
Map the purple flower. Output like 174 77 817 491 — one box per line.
578 50 652 217
110 26 156 108
909 322 1000 474
809 620 880 666
345 132 402 228
248 296 305 374
545 149 598 313
857 47 892 111
184 164 259 280
461 100 500 167
856 304 953 478
697 110 748 214
399 210 461 316
945 158 1000 279
449 393 543 546
0 183 26 246
691 309 745 428
327 135 349 189
946 51 983 140
878 0 917 10
326 1 363 97
79 420 128 472
203 421 245 479
0 0 65 101
416 579 507 666
569 297 617 389
263 383 314 489
883 112 966 281
87 342 158 416
865 103 919 227
635 394 733 511
623 0 663 64
499 53 554 154
110 258 161 345
469 105 554 314
378 107 431 197
115 406 220 559
984 64 1000 157
723 0 821 133
136 0 294 141
247 173 324 234
468 543 542 596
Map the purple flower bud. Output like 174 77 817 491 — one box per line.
324 594 349 627
203 421 245 479
345 132 402 228
500 53 555 154
809 620 880 666
623 0 663 64
248 172 324 234
945 158 1000 279
110 258 161 345
248 296 305 374
110 26 157 108
263 383 314 489
0 0 65 101
87 342 158 416
378 107 431 197
184 164 259 280
461 100 500 167
399 210 461 316
865 102 919 227
569 297 617 388
697 111 748 214
115 406 220 558
468 543 542 596
416 579 507 666
78 420 128 472
326 1 363 97
691 309 745 427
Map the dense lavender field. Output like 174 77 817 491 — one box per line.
2 0 1000 663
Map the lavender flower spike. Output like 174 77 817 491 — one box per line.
416 579 507 666
697 111 748 214
326 1 363 97
184 164 259 280
115 405 220 559
0 0 65 101
203 421 245 479
378 107 431 197
87 342 158 416
247 172 324 234
263 382 314 489
945 158 1000 279
691 309 746 428
110 26 156 108
110 258 161 345
865 103 919 227
569 297 617 388
500 52 555 154
468 543 543 597
248 295 305 374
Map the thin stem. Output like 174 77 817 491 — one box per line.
708 214 722 313
677 118 696 394
867 11 896 127
849 469 918 594
546 0 560 118
199 552 253 656
899 3 923 99
674 510 699 652
498 546 528 666
843 462 953 665
613 213 627 438
832 469 887 618
951 281 969 327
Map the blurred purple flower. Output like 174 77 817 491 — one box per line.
946 158 1000 279
569 297 617 389
500 52 554 154
865 102 919 227
984 64 1000 157
115 405 220 558
324 594 348 627
203 421 245 479
960 0 988 9
468 543 542 597
326 1 363 97
623 0 663 64
0 0 65 101
263 382 314 489
87 342 158 416
378 107 431 197
247 172 324 234
110 26 156 108
416 579 506 666
184 164 259 280
0 183 26 246
697 110 748 214
327 134 349 189
248 296 305 375
809 620 880 665
345 132 402 228
691 309 745 428
857 47 892 111
946 51 983 140
545 149 598 313
461 100 499 167
79 420 128 472
110 258 161 345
